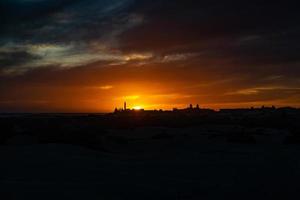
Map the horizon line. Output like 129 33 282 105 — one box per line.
0 105 298 115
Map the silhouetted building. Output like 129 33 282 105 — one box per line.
113 103 215 115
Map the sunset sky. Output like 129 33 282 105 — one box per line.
0 0 300 112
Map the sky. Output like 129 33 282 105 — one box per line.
0 0 300 112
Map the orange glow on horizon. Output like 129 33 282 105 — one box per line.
2 64 299 113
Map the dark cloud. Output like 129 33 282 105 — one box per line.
0 51 39 68
0 0 135 42
0 0 142 75
1 0 299 67
120 1 300 62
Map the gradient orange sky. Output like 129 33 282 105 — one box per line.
0 1 299 112
1 59 299 112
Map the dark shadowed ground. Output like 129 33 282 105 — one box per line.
1 108 300 199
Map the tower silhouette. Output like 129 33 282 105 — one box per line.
124 102 127 110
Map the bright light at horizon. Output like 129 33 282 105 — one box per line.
132 106 143 110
